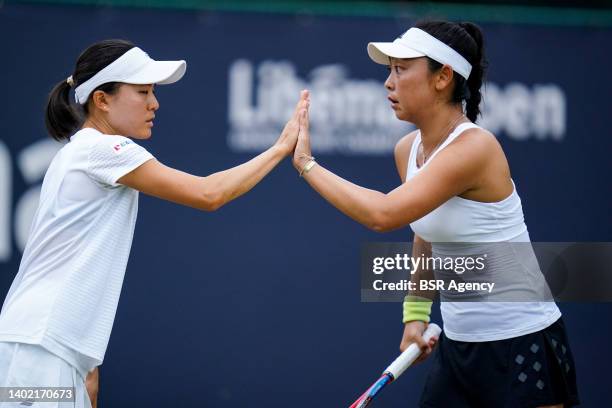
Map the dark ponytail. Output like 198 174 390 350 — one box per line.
45 39 135 141
458 22 486 122
45 80 80 142
414 20 488 122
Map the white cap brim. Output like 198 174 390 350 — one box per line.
367 29 472 79
123 60 186 85
367 42 426 65
74 47 188 104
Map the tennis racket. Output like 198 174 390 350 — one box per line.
349 323 442 408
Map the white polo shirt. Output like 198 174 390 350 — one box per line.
0 127 154 378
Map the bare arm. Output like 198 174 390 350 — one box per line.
393 132 438 301
408 234 436 301
394 135 439 357
293 109 495 232
119 91 309 211
400 233 439 358
85 368 98 408
119 146 286 211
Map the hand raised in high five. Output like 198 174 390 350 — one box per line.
274 89 310 156
119 89 311 212
292 98 313 173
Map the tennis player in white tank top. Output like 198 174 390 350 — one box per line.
292 21 579 407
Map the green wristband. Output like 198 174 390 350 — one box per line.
402 295 433 323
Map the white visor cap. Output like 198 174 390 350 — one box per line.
367 27 472 80
74 47 186 104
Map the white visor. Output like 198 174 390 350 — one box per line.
367 27 472 80
74 47 186 104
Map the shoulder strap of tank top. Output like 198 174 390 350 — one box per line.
406 130 422 179
424 122 480 166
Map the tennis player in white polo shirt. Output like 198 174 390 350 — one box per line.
0 39 308 407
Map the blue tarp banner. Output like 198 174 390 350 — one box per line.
1 3 610 406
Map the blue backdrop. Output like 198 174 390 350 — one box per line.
0 3 611 406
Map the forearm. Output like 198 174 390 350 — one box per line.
301 164 390 231
203 145 286 208
402 235 436 323
85 367 99 408
408 235 437 302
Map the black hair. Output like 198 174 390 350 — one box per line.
45 39 135 141
414 20 488 122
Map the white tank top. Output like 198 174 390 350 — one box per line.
406 122 560 342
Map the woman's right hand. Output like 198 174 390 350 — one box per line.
292 103 313 172
399 321 438 365
274 90 310 156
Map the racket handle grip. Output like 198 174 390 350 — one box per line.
384 323 441 380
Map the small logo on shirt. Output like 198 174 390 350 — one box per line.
112 140 133 154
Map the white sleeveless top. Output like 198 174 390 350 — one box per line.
406 122 561 342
